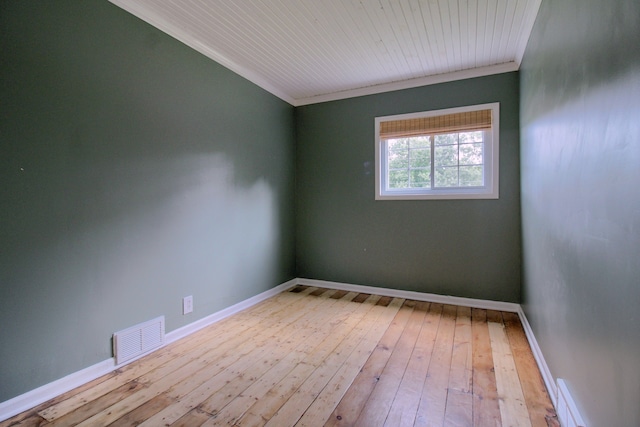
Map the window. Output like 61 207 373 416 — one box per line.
375 103 499 200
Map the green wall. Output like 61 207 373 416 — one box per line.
295 73 521 302
0 0 295 402
520 0 640 425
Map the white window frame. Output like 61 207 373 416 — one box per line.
375 103 500 200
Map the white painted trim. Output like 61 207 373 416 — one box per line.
296 278 520 312
516 306 558 407
101 5 522 108
0 358 116 422
0 278 297 423
293 63 519 106
108 0 296 106
557 379 587 427
374 102 500 200
514 0 543 66
2 277 567 424
299 278 563 415
165 278 298 345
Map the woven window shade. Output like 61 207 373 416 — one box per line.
380 109 492 139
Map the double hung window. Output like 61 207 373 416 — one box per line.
375 103 499 200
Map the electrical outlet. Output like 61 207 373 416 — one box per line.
183 295 193 314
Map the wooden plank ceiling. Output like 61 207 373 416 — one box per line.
109 0 541 105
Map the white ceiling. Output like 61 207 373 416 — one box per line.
110 0 541 106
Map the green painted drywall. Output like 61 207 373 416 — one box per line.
0 0 295 402
520 0 640 425
295 73 521 302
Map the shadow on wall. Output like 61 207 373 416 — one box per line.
520 0 639 124
0 153 281 401
0 0 294 404
520 66 640 426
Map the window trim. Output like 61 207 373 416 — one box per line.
375 103 500 200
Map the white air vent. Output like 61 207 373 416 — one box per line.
113 316 165 365
557 379 587 427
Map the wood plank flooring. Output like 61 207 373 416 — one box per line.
0 286 558 426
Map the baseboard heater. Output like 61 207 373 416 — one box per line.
113 316 165 365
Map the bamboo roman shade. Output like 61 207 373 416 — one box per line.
379 109 492 139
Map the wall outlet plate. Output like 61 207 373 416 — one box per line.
183 295 193 314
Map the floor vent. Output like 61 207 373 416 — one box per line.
557 379 587 427
113 316 165 365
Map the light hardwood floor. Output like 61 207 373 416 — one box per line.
0 286 558 426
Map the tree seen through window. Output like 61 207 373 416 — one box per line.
386 131 484 190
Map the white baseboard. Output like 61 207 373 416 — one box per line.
165 278 298 345
0 358 116 423
557 379 587 427
1 277 565 424
296 277 521 312
0 278 298 423
300 278 561 418
516 306 558 407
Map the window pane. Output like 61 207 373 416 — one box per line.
409 168 430 188
376 103 498 199
459 131 483 143
388 138 410 169
388 149 409 169
459 143 483 165
387 138 409 150
388 170 409 189
409 136 430 148
434 133 457 146
434 144 458 166
459 166 483 186
435 166 458 187
409 147 430 168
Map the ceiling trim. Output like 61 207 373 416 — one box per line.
514 0 543 65
110 0 533 107
109 0 297 105
292 62 519 106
